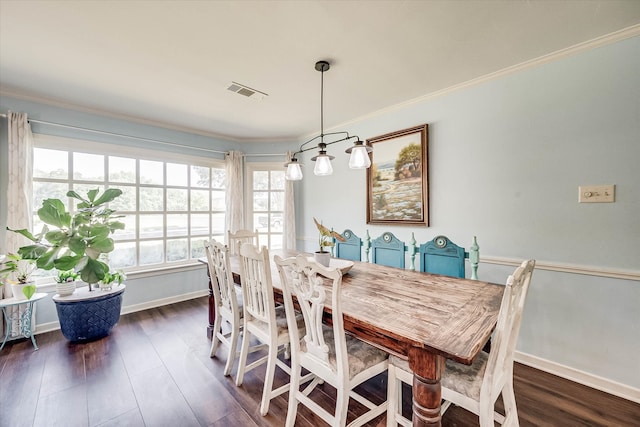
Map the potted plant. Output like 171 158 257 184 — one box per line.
6 188 126 341
55 269 79 297
313 217 345 267
99 270 126 291
0 252 37 300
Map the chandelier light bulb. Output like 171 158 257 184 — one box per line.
348 145 372 169
313 154 333 176
285 162 303 180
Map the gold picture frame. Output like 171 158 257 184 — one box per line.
366 124 428 226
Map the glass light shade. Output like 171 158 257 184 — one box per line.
313 155 333 176
348 145 372 169
285 162 303 181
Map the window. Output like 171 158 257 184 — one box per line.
33 135 226 273
246 164 285 250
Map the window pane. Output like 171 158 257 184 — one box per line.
191 166 209 188
270 171 285 190
190 237 207 259
270 234 283 250
73 153 104 181
270 191 284 211
140 240 164 265
110 242 136 269
211 190 225 211
140 160 163 185
167 214 188 237
211 168 225 189
212 213 225 235
190 189 209 211
253 171 268 190
167 239 188 262
113 215 136 241
190 213 209 236
253 191 268 211
34 182 68 210
140 187 164 211
167 188 188 211
110 185 136 211
167 163 188 186
109 156 136 183
34 148 68 179
140 214 164 239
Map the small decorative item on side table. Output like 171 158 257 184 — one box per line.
0 293 48 351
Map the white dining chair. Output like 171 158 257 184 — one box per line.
235 243 306 416
204 239 243 377
227 229 258 256
274 254 389 427
386 259 535 427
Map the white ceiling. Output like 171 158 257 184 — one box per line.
1 1 640 143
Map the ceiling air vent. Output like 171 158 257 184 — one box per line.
226 81 268 101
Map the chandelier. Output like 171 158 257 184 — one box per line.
284 60 372 181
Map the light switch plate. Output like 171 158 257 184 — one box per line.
579 185 615 203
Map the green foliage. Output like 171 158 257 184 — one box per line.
6 188 125 287
0 252 37 284
56 269 79 283
22 284 36 300
394 143 422 179
313 218 345 253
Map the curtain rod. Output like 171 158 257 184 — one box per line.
1 113 285 157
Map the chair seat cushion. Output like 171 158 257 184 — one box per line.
390 351 488 401
251 305 304 341
302 326 388 380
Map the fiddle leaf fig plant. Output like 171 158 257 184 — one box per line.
7 188 125 290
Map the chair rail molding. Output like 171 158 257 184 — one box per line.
480 256 640 281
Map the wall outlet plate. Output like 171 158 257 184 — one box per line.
579 185 615 203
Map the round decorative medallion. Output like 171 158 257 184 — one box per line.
434 235 447 248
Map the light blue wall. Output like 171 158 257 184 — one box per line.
1 36 638 391
296 36 640 388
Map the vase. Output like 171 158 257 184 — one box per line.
314 251 331 267
9 282 34 301
56 280 76 297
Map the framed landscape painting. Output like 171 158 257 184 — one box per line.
366 124 428 226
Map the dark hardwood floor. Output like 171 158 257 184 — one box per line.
1 297 638 427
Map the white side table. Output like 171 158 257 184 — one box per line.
0 293 48 351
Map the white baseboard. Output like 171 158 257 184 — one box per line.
515 351 640 404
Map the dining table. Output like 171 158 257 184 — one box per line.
201 249 503 426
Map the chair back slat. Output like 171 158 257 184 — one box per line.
371 232 406 268
482 259 535 395
275 255 347 375
228 229 258 256
334 229 362 261
204 239 238 315
419 235 467 278
239 243 276 327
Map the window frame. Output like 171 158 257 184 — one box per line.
244 162 286 250
32 134 226 276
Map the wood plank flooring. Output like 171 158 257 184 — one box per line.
1 297 638 426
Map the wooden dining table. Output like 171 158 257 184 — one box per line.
201 250 503 426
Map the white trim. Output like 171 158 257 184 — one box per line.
515 351 640 404
480 256 640 281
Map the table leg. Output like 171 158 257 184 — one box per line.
408 347 445 426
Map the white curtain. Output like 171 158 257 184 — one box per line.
3 112 34 335
283 151 297 250
225 150 244 234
